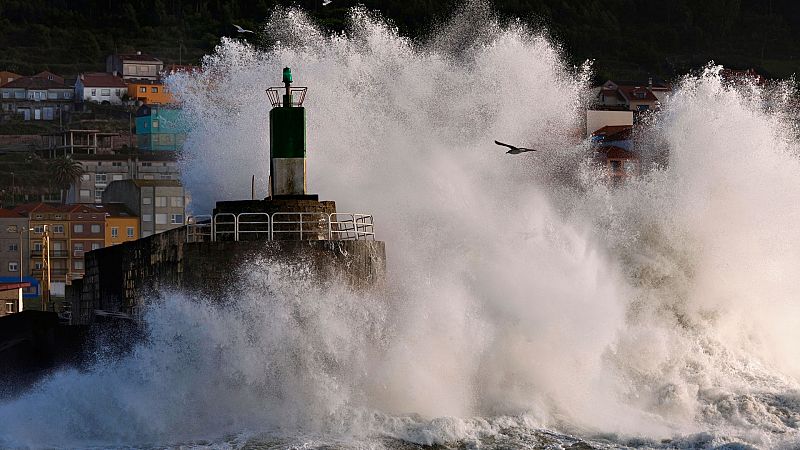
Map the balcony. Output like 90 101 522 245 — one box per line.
30 250 69 258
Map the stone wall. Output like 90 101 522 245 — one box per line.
70 225 386 325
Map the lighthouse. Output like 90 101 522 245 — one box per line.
267 67 308 197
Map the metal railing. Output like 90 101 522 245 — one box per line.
186 215 212 242
186 212 375 243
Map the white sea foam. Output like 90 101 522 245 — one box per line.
0 4 799 449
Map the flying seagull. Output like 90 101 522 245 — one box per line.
233 24 254 33
322 0 333 5
495 140 537 154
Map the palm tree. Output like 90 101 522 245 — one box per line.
48 156 84 204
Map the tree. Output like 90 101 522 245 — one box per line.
48 157 84 204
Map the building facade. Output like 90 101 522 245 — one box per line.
67 205 106 281
135 104 187 151
66 151 181 204
103 203 139 247
127 79 173 105
102 180 187 238
0 209 29 281
106 52 164 81
75 72 128 105
13 203 71 296
0 76 73 121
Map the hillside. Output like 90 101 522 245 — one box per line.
0 0 798 81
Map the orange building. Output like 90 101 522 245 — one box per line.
127 79 173 105
102 203 139 246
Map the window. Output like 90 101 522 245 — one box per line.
170 196 184 207
74 224 84 233
52 225 64 234
637 104 650 112
142 214 152 222
6 225 18 233
8 262 18 272
141 162 152 167
151 87 158 93
142 197 152 205
126 227 134 238
160 174 172 180
81 174 90 181
91 243 101 251
91 89 96 96
111 227 119 238
152 120 159 128
116 89 121 96
74 260 84 270
91 224 100 233
170 214 184 225
5 302 14 314
101 89 111 96
140 87 146 93
95 173 107 184
155 214 167 225
73 243 84 256
80 189 91 199
33 225 44 234
33 242 43 252
112 162 122 167
64 91 72 99
95 190 103 202
155 196 167 207
1 91 8 99
34 262 43 270
8 244 17 252
112 174 124 181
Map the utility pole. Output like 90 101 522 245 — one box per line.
41 225 51 312
18 227 31 313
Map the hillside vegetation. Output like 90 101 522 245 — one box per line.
0 0 797 81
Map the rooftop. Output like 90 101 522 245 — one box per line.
2 76 71 90
79 72 128 88
117 53 163 63
0 208 24 219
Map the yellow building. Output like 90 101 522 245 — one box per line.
102 203 139 246
126 80 173 105
12 203 71 294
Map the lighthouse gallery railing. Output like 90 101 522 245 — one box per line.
185 212 375 243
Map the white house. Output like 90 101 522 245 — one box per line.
75 72 127 105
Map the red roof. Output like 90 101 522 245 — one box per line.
79 72 127 88
617 85 658 103
593 125 632 141
12 202 63 215
33 71 65 85
0 282 31 292
0 208 24 218
2 76 70 90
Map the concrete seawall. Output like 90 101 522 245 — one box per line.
69 226 386 325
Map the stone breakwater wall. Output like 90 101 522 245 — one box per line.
68 226 386 325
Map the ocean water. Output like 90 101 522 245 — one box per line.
1 3 799 449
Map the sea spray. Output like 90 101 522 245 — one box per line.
0 4 799 449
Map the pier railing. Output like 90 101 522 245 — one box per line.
184 212 375 243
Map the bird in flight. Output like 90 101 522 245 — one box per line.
233 24 254 33
322 0 333 5
495 140 537 154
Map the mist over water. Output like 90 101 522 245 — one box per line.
1 4 800 449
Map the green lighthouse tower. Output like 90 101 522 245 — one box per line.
267 67 308 197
